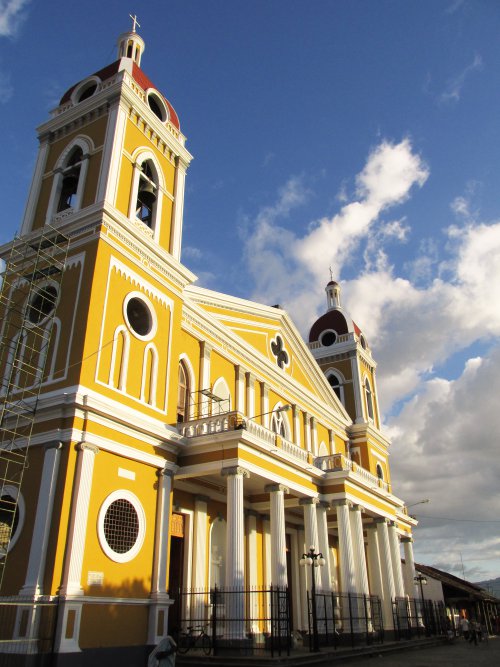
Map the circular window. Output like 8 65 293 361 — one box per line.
27 285 58 324
320 330 337 347
78 83 97 102
126 297 153 337
98 491 145 563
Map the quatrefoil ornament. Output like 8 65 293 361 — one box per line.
271 335 289 369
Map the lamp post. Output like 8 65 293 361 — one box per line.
414 574 428 634
300 546 325 652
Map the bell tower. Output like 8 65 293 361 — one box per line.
20 18 192 261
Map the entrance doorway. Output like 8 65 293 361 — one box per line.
167 513 185 633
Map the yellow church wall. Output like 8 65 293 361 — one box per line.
0 447 44 595
79 603 148 649
78 448 158 595
32 117 108 230
316 422 330 453
209 351 235 406
334 434 348 456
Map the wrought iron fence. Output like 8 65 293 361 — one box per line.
307 591 384 650
0 597 58 667
392 597 448 640
172 586 291 657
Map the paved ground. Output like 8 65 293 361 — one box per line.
323 636 499 667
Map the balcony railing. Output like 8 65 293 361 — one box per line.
314 453 390 492
179 411 309 462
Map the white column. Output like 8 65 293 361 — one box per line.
297 528 308 631
366 526 383 600
199 342 211 416
99 101 127 204
401 536 417 598
375 518 396 630
246 373 255 417
316 502 332 593
55 443 98 654
334 500 357 594
288 530 302 633
148 468 175 645
222 466 249 637
292 405 301 447
246 511 259 633
388 522 405 598
235 365 246 413
192 495 209 591
350 505 370 596
171 157 188 260
21 443 62 596
262 516 272 633
300 498 320 594
266 484 288 588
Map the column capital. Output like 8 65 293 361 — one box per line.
221 466 250 479
77 442 99 455
374 517 389 525
265 483 289 494
350 504 365 513
158 467 176 479
318 501 331 510
46 441 63 451
299 497 319 506
400 535 414 544
331 498 351 508
194 494 210 503
245 509 260 519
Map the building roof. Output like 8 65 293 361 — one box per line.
59 60 180 130
416 563 500 603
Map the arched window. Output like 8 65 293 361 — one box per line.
57 147 83 212
211 377 231 414
135 160 158 229
376 463 384 480
365 378 374 421
327 371 344 404
177 361 190 422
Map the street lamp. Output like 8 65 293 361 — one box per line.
414 574 428 634
300 546 325 652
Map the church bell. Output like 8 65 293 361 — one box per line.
138 180 157 207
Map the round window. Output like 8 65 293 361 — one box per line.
27 285 58 324
98 491 145 563
126 297 152 337
320 330 337 347
0 488 25 556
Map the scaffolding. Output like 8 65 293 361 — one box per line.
0 225 69 591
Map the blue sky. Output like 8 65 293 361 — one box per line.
1 1 500 582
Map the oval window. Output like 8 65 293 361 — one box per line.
126 297 152 336
320 331 337 347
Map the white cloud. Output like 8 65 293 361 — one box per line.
439 53 482 104
0 0 30 37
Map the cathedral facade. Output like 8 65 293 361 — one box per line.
0 25 418 664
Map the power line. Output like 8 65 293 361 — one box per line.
415 514 500 523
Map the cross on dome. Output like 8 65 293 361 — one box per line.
129 14 140 33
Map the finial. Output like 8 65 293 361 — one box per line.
129 13 140 33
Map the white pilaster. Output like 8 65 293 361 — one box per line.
388 522 405 598
351 356 364 423
310 417 318 456
401 536 417 598
246 373 255 417
334 500 357 594
303 413 311 452
171 158 188 260
199 342 211 416
292 405 301 446
260 382 269 428
235 365 246 413
21 443 62 596
98 101 127 204
21 135 50 234
148 468 175 645
316 502 332 593
266 484 288 588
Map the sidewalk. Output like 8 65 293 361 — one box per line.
321 635 499 666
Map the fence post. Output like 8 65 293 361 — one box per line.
212 586 217 656
363 594 369 644
348 593 354 648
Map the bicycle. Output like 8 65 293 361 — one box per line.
176 625 211 655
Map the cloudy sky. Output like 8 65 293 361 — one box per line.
1 1 500 582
